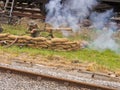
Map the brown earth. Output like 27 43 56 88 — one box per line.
0 50 120 78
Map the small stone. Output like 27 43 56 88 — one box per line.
64 82 69 86
37 76 42 81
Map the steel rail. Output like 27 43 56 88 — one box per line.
0 65 115 90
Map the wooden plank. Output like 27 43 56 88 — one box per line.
12 12 45 19
46 27 72 31
101 0 120 3
13 7 41 14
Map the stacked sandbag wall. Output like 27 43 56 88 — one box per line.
0 34 81 51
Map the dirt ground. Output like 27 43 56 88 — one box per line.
0 50 120 78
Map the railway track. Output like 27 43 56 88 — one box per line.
0 63 116 90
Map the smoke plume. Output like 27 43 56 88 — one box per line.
45 0 119 52
90 9 113 30
45 0 97 32
90 10 119 52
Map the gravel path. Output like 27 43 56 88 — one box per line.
0 69 95 90
0 63 120 90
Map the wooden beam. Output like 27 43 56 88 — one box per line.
45 27 72 31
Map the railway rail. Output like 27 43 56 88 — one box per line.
0 64 116 90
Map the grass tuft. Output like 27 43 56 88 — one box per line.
1 24 120 73
1 46 120 72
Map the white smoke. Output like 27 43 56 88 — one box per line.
90 10 119 52
90 30 119 52
45 0 119 52
90 9 113 30
45 0 97 32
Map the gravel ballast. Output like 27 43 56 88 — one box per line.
0 63 120 90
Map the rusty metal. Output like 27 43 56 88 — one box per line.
0 65 115 90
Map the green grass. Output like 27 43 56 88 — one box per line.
2 24 26 35
1 24 120 72
1 24 94 41
1 46 120 71
2 24 66 38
